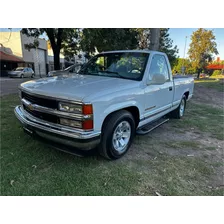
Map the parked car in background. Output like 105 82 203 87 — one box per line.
8 67 35 78
47 64 83 77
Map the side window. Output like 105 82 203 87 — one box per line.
149 55 170 81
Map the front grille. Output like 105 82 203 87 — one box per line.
22 91 59 124
21 91 58 109
23 104 59 124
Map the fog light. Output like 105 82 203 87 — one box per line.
60 118 82 128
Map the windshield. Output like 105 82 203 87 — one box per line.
78 52 149 81
14 68 24 71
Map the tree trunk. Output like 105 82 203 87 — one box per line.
197 69 201 79
45 29 63 71
53 48 60 70
150 28 160 51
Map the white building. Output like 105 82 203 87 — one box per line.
0 31 48 77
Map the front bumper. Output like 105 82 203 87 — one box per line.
14 105 101 151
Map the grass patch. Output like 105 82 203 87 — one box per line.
131 156 221 196
170 102 224 140
205 146 217 151
165 141 201 149
194 79 224 92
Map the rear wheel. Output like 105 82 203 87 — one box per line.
98 110 135 160
170 95 186 119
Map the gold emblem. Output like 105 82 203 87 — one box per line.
28 103 34 111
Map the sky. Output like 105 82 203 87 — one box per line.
1 28 224 59
169 28 224 59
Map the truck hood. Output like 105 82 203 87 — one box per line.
20 73 139 102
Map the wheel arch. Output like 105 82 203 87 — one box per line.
101 106 140 131
184 91 189 100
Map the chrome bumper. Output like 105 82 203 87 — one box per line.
14 105 101 150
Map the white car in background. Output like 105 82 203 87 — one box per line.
47 64 83 77
8 67 35 78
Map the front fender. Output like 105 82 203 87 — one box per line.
93 99 144 132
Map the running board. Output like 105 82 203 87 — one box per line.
136 118 169 135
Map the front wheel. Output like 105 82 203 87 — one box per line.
98 110 135 160
170 95 186 119
31 73 35 78
20 74 24 78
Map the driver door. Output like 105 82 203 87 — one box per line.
144 54 173 120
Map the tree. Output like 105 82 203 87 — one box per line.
150 28 160 51
172 58 196 74
79 28 178 68
135 28 179 67
158 28 179 68
188 28 218 79
136 28 151 49
22 28 79 70
80 28 139 54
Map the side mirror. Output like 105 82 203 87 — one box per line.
148 74 166 85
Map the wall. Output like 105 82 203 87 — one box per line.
0 32 23 58
0 31 48 76
21 33 48 76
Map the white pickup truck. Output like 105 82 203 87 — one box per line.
15 50 194 160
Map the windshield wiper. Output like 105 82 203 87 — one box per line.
103 70 119 75
103 70 128 79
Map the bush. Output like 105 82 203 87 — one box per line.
211 70 221 76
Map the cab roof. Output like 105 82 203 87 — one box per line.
101 50 163 54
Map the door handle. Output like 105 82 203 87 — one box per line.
169 86 173 91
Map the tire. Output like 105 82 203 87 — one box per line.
170 95 186 119
31 73 35 78
20 74 24 78
98 110 135 160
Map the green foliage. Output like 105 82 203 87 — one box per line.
24 39 39 51
188 28 218 72
159 28 179 67
172 58 196 74
81 28 179 67
211 70 221 76
22 28 179 70
80 28 139 54
211 60 224 65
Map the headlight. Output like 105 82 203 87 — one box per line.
60 118 82 128
59 102 82 114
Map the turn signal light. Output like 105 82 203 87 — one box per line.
83 104 93 115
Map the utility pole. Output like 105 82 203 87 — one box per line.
182 36 188 75
150 28 160 51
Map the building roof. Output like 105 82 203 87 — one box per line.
0 51 24 62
